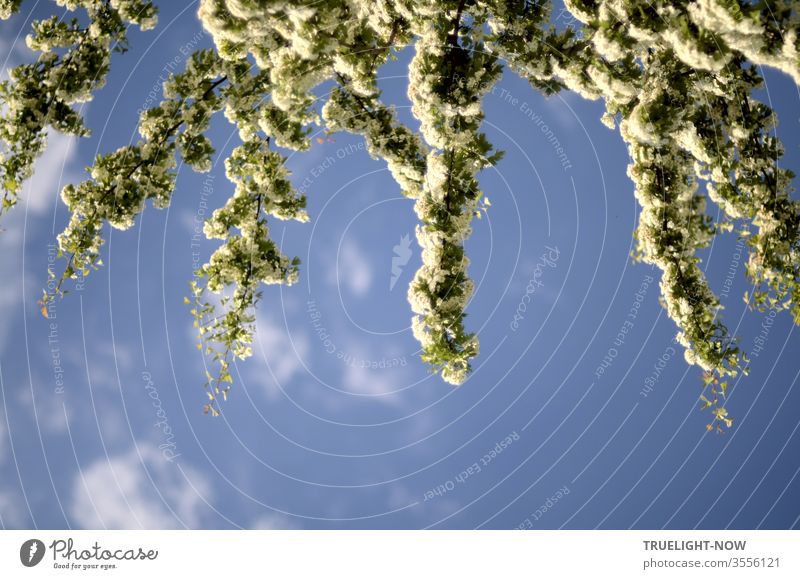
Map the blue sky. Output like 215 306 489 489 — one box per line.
1 1 799 530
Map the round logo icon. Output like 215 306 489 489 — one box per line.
20 539 46 567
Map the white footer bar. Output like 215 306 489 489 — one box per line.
1 530 797 577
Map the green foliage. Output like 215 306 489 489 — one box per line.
0 0 158 215
2 0 799 425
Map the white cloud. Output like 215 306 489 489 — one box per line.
15 384 69 434
0 31 34 83
341 364 403 406
0 131 82 355
0 224 25 355
541 91 579 129
324 332 410 406
250 315 310 400
69 443 212 529
250 512 300 529
331 239 373 296
0 413 6 462
84 340 136 392
23 130 81 215
0 488 26 528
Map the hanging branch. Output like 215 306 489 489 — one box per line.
1 0 798 423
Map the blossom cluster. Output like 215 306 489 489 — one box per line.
404 4 504 384
553 0 800 428
0 0 158 215
1 0 798 421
